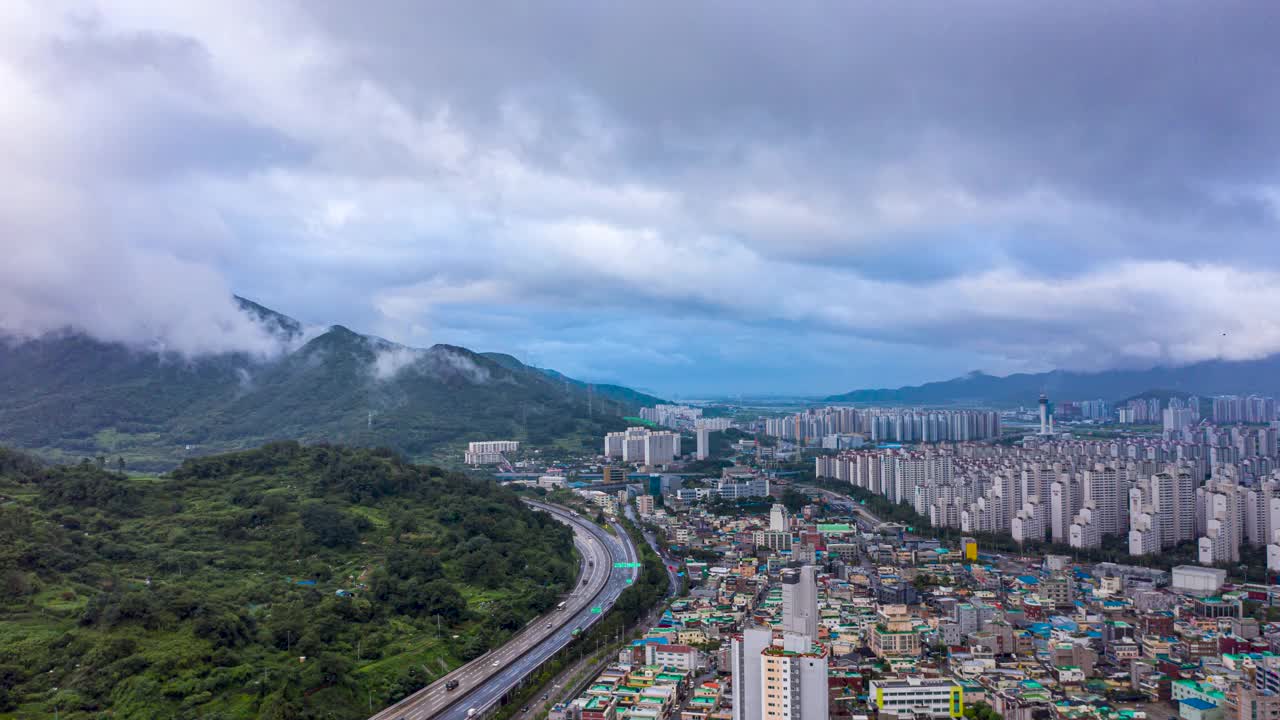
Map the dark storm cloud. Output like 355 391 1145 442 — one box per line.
3 2 1280 392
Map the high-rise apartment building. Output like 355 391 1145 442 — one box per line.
696 427 710 460
780 566 818 640
731 627 772 720
604 427 680 465
761 634 829 720
770 504 790 532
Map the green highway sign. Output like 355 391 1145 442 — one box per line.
613 562 642 568
591 606 602 614
626 578 634 584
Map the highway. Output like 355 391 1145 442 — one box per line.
369 500 637 720
799 484 886 531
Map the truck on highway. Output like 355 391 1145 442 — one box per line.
467 708 477 718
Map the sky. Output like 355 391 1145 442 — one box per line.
3 2 1280 396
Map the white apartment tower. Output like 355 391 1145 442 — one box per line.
1069 503 1101 549
770 504 790 533
780 566 819 640
1198 479 1246 565
604 427 681 465
732 627 772 720
1151 471 1196 548
1083 464 1122 537
1050 476 1081 544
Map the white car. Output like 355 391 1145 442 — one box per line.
491 659 501 667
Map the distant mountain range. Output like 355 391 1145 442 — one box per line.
825 356 1280 407
0 297 665 470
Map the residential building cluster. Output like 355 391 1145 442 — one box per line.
546 468 1280 720
606 427 683 466
1213 396 1279 425
760 407 1001 445
816 425 1280 568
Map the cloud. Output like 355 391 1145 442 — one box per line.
3 2 1280 391
368 342 491 385
370 345 424 381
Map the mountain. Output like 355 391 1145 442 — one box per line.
482 353 667 408
825 357 1280 407
0 301 664 470
0 442 575 717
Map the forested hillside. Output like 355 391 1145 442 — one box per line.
0 443 575 719
0 298 662 470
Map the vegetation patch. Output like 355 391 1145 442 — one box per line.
0 442 575 719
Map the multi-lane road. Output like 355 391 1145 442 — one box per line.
799 484 886 531
369 500 637 720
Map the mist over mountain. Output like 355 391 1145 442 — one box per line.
0 299 664 470
825 357 1280 407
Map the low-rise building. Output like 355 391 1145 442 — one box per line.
870 677 963 719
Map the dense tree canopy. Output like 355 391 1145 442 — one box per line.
0 442 575 718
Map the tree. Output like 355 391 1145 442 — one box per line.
780 488 808 513
965 702 1002 720
299 502 360 548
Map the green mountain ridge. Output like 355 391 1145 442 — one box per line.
825 357 1280 407
0 300 665 470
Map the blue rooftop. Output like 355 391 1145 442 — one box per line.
1017 575 1040 585
1181 699 1216 711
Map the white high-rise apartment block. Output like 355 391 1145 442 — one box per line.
1083 464 1123 537
1051 477 1081 544
780 566 819 640
644 432 680 465
604 427 680 465
1163 407 1196 434
1268 529 1280 574
770 504 790 532
1129 508 1159 556
732 627 772 720
1198 479 1246 565
1012 498 1045 544
1152 471 1196 548
1069 503 1101 549
696 427 711 460
464 440 520 465
696 417 733 431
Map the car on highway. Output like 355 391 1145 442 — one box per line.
446 679 459 691
491 659 501 667
467 709 477 718
545 622 552 629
